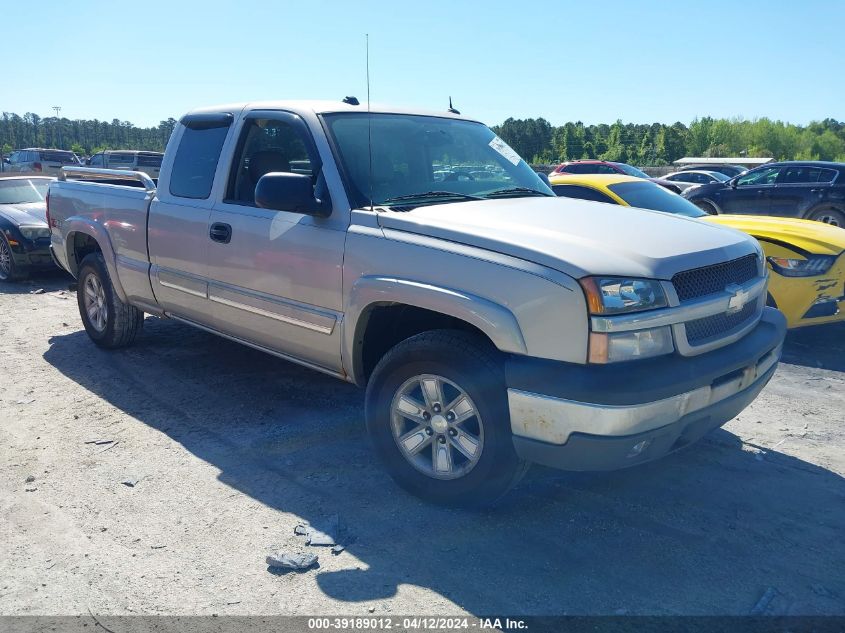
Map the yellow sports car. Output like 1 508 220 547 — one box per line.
549 174 845 329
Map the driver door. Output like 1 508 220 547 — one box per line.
720 166 781 215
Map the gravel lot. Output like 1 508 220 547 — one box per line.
1 272 844 617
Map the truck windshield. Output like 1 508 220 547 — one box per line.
323 113 553 208
607 181 707 218
0 178 51 204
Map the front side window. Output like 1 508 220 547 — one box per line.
323 113 551 208
607 181 706 218
227 118 312 205
169 123 230 199
737 166 780 186
89 154 104 167
552 184 617 204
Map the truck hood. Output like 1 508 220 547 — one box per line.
705 215 845 256
376 197 758 279
0 202 48 226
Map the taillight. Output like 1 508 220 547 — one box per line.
33 162 42 172
46 191 52 228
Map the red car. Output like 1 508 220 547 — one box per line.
550 159 652 178
551 160 683 194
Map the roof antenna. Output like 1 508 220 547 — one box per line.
448 96 460 115
366 33 374 212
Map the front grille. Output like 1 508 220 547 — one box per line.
685 301 757 345
672 254 758 302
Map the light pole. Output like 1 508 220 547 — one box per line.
52 106 62 148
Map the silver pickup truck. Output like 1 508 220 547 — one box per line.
47 100 787 505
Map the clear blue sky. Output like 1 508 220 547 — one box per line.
4 0 843 128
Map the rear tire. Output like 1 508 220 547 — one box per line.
77 252 143 348
365 330 528 507
0 234 27 281
808 207 845 228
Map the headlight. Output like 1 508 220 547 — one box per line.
589 327 674 363
19 225 51 240
580 277 668 314
767 255 835 277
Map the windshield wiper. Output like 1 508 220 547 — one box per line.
381 191 485 206
482 187 553 198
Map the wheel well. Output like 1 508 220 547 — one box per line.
68 232 102 275
356 304 493 385
805 204 845 219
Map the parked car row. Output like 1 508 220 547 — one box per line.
549 173 845 329
2 148 164 178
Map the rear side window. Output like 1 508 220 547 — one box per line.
552 184 617 204
137 153 163 167
780 166 838 184
170 122 230 199
41 150 76 163
108 154 135 168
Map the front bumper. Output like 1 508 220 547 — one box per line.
8 236 55 271
768 254 845 328
506 307 786 471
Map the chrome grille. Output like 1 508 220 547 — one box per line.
685 301 757 345
672 254 758 302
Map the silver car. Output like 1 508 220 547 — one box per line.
4 148 81 176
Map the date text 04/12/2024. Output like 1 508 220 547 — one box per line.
306 617 528 630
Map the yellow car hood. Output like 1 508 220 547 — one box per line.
704 215 845 256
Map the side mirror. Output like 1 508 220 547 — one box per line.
255 172 329 217
728 178 738 188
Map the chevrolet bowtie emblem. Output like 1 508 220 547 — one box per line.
725 284 750 314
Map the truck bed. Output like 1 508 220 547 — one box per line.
49 167 158 310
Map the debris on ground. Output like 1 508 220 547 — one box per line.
302 515 341 547
84 439 115 446
749 587 778 615
31 288 45 295
121 478 140 488
265 551 318 571
15 398 35 405
25 475 35 483
331 544 345 555
293 525 308 536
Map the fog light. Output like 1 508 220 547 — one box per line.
627 440 651 458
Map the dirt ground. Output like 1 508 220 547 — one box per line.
1 272 844 617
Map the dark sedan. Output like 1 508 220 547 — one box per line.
683 161 845 227
0 176 56 281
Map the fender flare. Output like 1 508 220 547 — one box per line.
63 218 128 302
343 276 528 384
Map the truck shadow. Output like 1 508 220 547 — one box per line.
43 316 845 615
781 321 845 372
0 270 72 295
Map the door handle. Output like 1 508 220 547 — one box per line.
209 222 232 244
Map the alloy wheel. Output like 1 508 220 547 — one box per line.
0 238 11 280
390 373 484 480
83 273 108 332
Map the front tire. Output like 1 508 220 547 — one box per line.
0 234 27 281
77 252 143 348
694 200 718 215
365 330 528 507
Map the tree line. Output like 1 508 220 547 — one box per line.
1 112 177 156
2 110 845 166
491 117 845 166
